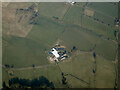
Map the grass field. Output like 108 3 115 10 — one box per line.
95 55 116 88
3 36 49 68
2 2 118 88
58 52 94 88
2 65 64 88
87 2 118 18
82 15 116 40
63 5 83 25
38 2 70 19
59 26 98 51
2 69 9 86
27 16 65 49
58 51 116 88
94 38 117 61
94 11 115 26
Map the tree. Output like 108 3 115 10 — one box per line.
8 76 54 88
32 64 35 67
3 81 7 88
5 64 10 68
73 46 76 50
11 65 14 68
93 52 96 58
92 69 96 74
114 30 117 37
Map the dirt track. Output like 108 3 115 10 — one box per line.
0 64 56 71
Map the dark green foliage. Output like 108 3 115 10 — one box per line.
71 46 77 52
92 69 96 74
2 81 7 88
62 77 66 85
32 64 35 67
7 76 54 88
93 52 96 59
73 46 76 50
4 64 10 68
61 72 67 85
114 30 117 37
11 65 14 68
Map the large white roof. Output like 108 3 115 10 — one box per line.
51 48 60 58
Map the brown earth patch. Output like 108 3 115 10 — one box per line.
84 8 94 17
2 3 38 37
2 2 9 7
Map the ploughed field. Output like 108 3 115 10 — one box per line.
2 2 118 88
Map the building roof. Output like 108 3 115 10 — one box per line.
51 48 60 58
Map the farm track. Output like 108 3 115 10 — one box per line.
0 64 56 71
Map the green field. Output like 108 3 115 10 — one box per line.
95 55 115 88
2 65 65 88
27 16 65 49
94 11 115 26
3 36 49 68
38 2 70 19
58 52 115 88
63 5 83 25
94 38 117 61
82 15 116 40
2 2 118 88
59 26 98 51
59 52 94 88
87 2 118 18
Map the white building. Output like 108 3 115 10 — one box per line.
68 0 75 5
51 48 60 58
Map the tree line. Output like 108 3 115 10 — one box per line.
2 76 54 89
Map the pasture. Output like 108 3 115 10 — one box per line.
2 2 118 88
95 55 116 88
38 2 70 19
2 2 34 37
82 15 116 40
94 11 115 26
63 5 83 25
2 36 49 68
27 16 65 49
94 38 117 61
58 51 115 88
59 26 98 51
87 2 118 18
3 65 64 88
59 52 94 88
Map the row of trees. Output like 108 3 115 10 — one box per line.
4 64 14 68
3 76 54 89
